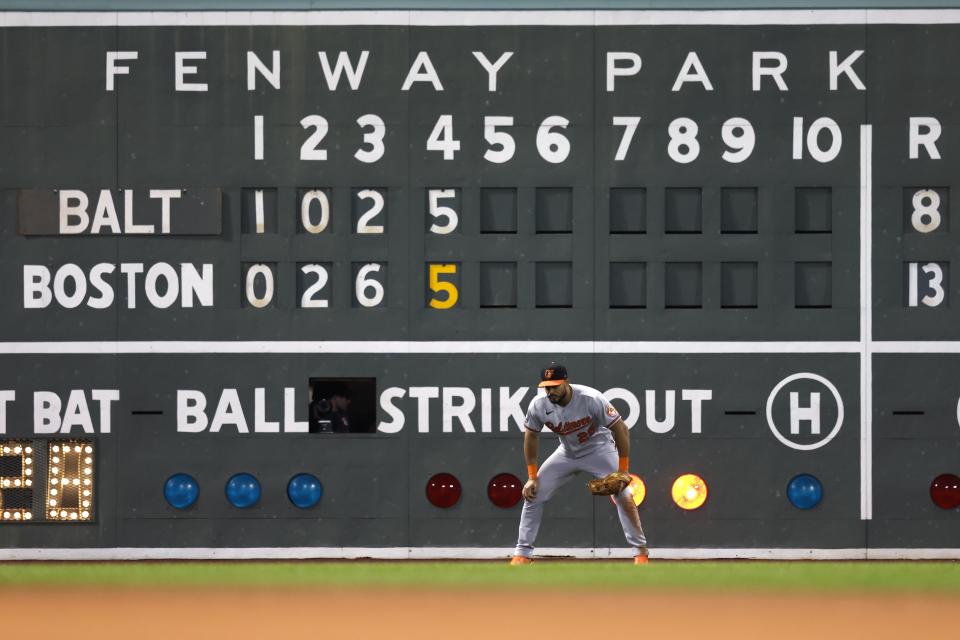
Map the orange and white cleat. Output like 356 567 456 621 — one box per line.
633 552 650 565
510 555 533 566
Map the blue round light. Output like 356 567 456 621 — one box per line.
225 473 261 508
287 473 324 509
787 473 823 510
164 473 199 509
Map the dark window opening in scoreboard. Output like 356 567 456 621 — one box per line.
535 262 573 308
795 262 833 308
721 262 758 309
308 378 377 434
665 188 702 234
610 188 647 234
721 188 758 234
535 188 573 233
665 262 702 308
480 262 518 308
480 188 518 234
795 188 832 234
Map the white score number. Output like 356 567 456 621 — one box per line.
911 189 942 233
259 113 855 164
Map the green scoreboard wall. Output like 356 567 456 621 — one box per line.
0 9 958 557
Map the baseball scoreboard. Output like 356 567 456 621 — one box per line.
1 10 959 557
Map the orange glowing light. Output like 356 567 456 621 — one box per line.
609 473 647 507
671 473 708 510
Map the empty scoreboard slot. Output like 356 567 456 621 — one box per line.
308 378 377 434
480 188 517 233
610 262 647 308
795 262 833 308
724 410 757 416
720 187 758 234
665 187 702 234
609 188 647 234
535 187 573 233
795 187 833 233
665 262 702 308
721 262 758 309
131 410 164 416
891 410 925 416
535 262 573 308
479 262 517 308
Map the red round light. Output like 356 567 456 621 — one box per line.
487 473 523 508
426 472 462 509
930 473 960 510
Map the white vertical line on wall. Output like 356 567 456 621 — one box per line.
860 124 874 521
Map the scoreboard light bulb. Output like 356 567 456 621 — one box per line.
49 499 57 506
50 489 58 496
70 512 78 520
83 479 91 486
671 474 708 510
25 480 32 487
13 512 21 520
81 511 89 519
49 511 57 518
1 479 8 487
74 446 81 453
13 446 21 454
14 479 21 487
59 510 67 518
52 446 59 453
25 458 32 465
51 478 58 485
73 479 81 486
52 456 60 464
25 469 32 476
24 513 32 520
2 512 9 519
25 447 31 454
607 474 647 507
84 457 92 464
51 467 59 475
1 446 9 453
84 468 92 475
82 500 90 508
84 446 92 454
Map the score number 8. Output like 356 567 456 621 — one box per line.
911 189 941 233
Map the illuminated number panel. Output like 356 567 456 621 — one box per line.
46 442 95 522
0 442 34 522
0 440 95 524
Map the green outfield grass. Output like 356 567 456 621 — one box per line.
1 561 959 592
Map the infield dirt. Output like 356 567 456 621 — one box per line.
2 586 958 639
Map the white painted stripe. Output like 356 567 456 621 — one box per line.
0 10 959 28
1 547 958 561
872 342 960 353
859 124 873 521
866 9 960 24
0 341 863 355
592 10 868 26
8 340 960 355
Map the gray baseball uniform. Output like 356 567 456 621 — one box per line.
514 383 647 558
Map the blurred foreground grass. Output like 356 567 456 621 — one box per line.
1 561 959 593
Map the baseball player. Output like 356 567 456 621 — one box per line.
510 363 649 565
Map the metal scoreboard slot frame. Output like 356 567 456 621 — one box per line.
0 9 958 557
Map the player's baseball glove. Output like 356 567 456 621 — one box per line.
587 471 632 496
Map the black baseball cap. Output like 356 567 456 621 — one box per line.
538 363 568 388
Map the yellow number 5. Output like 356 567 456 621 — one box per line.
428 263 459 309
